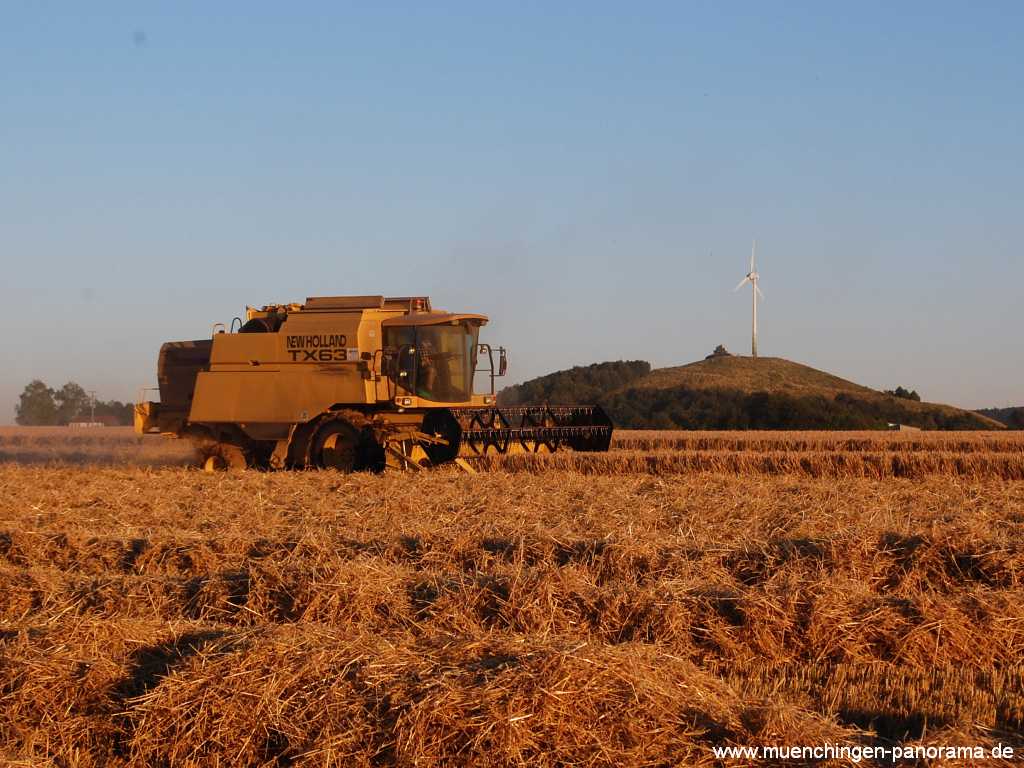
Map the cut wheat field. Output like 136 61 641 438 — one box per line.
1 427 1023 766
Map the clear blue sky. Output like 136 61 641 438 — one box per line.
3 2 1022 421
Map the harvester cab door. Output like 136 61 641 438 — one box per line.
395 344 417 395
380 326 417 401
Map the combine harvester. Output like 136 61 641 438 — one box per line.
136 295 612 471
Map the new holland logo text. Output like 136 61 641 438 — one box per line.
285 334 351 362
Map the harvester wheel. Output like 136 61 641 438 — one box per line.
312 420 362 471
199 443 248 472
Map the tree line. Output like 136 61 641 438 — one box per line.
977 407 1024 430
15 380 133 426
602 386 993 430
884 386 921 402
498 360 651 407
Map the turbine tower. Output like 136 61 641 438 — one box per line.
733 240 764 358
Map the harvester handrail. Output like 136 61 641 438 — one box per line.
475 343 507 395
135 386 160 406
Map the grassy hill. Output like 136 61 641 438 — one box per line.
621 356 1002 427
629 356 876 398
500 356 1003 431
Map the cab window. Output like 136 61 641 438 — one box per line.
383 322 479 402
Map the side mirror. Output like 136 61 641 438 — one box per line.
498 348 508 377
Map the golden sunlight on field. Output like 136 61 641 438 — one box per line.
1 428 1022 765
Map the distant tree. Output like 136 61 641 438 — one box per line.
14 380 133 426
15 380 58 425
997 408 1024 430
886 386 921 402
93 399 134 426
706 345 732 359
54 381 91 424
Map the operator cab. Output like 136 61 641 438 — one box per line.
382 314 485 403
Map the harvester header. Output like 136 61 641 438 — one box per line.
136 295 612 471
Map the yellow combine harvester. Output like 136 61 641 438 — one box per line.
136 295 612 471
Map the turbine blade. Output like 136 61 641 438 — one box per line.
755 284 764 300
734 277 750 291
750 240 756 272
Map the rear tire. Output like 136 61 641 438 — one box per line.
198 442 248 472
312 421 360 471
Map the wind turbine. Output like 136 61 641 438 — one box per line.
733 240 764 358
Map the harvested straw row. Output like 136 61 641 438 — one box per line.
477 450 1024 479
5 427 1023 471
122 628 870 767
3 505 1021 593
0 619 875 767
4 619 1019 768
4 466 1019 543
0 427 138 444
612 431 1024 454
0 428 192 467
4 545 1023 667
0 449 192 467
712 660 1024 741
